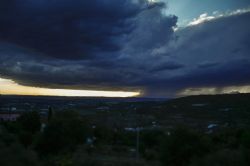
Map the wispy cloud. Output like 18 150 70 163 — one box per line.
187 8 250 26
188 13 215 26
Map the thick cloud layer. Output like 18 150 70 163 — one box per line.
0 0 166 59
1 1 250 97
142 12 250 96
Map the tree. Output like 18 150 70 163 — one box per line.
160 127 211 166
48 106 53 122
0 125 39 166
36 111 88 155
15 111 41 147
17 111 41 134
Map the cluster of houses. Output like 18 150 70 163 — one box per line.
0 105 49 122
0 112 21 122
0 104 27 122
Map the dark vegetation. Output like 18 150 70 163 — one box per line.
0 93 250 165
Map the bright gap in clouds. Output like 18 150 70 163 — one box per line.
0 78 140 97
187 8 250 26
148 0 158 4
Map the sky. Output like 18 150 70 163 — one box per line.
0 0 250 97
166 0 250 26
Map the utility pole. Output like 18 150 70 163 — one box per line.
136 127 140 161
0 91 2 112
133 106 140 162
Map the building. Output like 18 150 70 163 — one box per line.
0 113 21 122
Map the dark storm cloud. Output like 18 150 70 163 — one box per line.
125 7 177 52
140 12 250 96
1 1 250 97
0 0 178 93
197 61 219 68
0 0 166 59
140 59 250 97
150 61 184 72
173 60 250 88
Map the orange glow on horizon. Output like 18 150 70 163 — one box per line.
0 78 140 97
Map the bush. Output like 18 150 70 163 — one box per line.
160 127 211 166
190 149 249 166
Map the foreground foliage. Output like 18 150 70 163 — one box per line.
1 110 250 166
